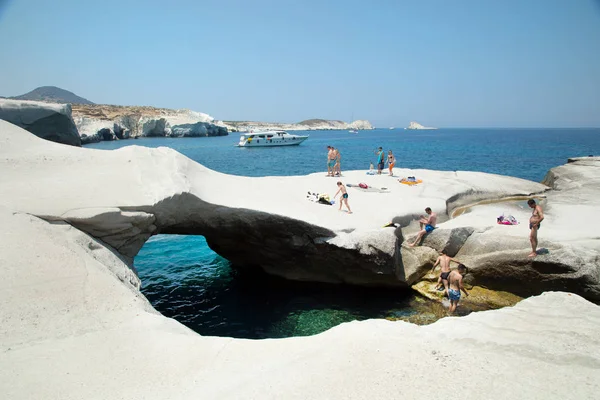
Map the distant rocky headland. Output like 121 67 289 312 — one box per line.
406 121 437 130
0 86 374 145
72 103 228 144
223 118 374 132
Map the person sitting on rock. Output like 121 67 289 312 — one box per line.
447 264 469 314
431 250 461 296
408 207 437 247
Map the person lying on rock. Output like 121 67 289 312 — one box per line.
527 199 544 258
448 264 469 314
334 181 352 214
408 207 437 247
431 250 461 296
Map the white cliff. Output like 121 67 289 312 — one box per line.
71 103 226 143
406 121 437 130
0 98 81 146
223 119 374 132
1 120 600 399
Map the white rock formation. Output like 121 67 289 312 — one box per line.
406 121 437 130
2 120 600 398
224 119 374 132
72 105 224 143
0 98 81 146
1 119 598 298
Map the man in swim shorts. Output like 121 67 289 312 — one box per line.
527 199 544 257
375 147 384 175
408 207 437 247
327 146 336 176
431 250 461 296
447 264 469 314
334 181 352 214
334 147 342 176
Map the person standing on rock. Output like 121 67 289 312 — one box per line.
334 181 352 214
387 150 396 176
375 147 384 174
326 146 336 177
334 148 342 177
528 199 544 257
431 250 461 296
408 207 437 247
448 264 469 314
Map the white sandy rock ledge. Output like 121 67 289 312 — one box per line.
1 120 599 301
2 203 600 398
2 120 600 399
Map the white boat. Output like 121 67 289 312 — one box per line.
348 129 358 134
237 130 308 147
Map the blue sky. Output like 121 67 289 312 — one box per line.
0 0 599 127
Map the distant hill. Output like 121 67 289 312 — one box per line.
297 118 345 126
9 86 94 105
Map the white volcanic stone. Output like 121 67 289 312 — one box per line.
348 119 373 130
72 107 219 140
3 119 600 298
73 115 114 137
406 121 437 130
0 213 599 400
224 119 374 132
2 121 600 398
162 109 214 125
0 98 81 146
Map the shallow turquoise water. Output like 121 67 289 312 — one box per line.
88 128 600 338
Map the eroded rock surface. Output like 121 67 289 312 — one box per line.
2 121 600 399
1 120 599 300
0 99 81 146
72 103 228 141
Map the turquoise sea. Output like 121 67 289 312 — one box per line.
86 128 600 338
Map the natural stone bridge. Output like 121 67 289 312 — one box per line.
2 120 600 399
2 119 598 302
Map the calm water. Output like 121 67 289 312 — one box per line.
88 128 600 338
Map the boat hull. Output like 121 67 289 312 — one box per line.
238 136 308 147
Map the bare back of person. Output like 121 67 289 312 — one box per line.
433 254 455 293
438 255 452 273
447 267 469 313
448 270 461 291
428 212 438 227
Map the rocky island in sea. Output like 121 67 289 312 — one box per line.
1 103 599 399
406 121 437 130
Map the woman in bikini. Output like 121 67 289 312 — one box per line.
387 150 396 176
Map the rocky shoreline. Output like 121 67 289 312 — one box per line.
1 120 599 398
0 99 376 146
72 103 229 143
222 118 374 132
